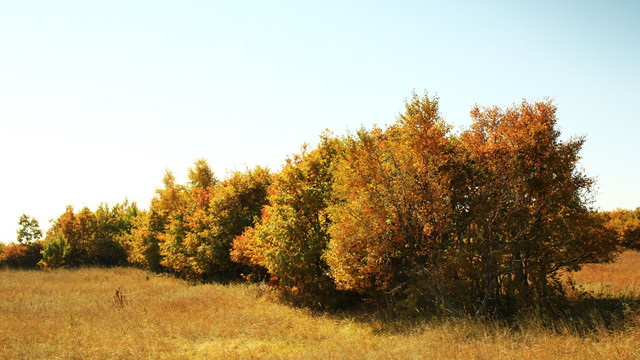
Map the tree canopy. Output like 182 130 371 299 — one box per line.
22 92 621 316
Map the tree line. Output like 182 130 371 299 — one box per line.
1 92 633 316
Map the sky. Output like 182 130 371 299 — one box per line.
1 1 639 243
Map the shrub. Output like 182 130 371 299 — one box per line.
39 234 70 268
325 93 619 316
602 208 640 250
232 134 351 308
0 242 43 268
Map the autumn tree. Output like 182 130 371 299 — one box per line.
0 214 44 268
157 164 206 278
458 100 618 315
204 166 271 278
141 160 272 280
90 201 138 266
325 92 462 314
126 170 184 272
0 242 44 268
324 94 617 316
602 208 640 249
40 202 138 268
232 134 348 307
41 206 86 267
125 209 161 271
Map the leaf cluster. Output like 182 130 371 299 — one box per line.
23 92 622 317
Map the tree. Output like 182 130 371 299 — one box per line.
155 168 194 277
232 134 347 307
39 233 70 268
324 94 618 316
41 202 138 268
602 208 640 249
153 161 271 280
91 201 138 266
458 99 618 315
127 170 185 272
43 206 86 266
17 214 43 245
203 166 271 278
325 92 462 314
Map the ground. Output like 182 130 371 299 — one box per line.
1 252 640 359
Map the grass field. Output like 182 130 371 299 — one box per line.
2 253 640 359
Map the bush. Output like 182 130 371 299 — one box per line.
602 208 640 249
231 135 352 308
325 93 619 316
39 234 71 268
0 242 44 269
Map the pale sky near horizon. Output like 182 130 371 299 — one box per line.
1 1 639 243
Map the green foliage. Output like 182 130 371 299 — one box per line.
205 166 272 278
158 162 214 279
232 134 349 307
90 201 138 266
16 214 43 245
42 202 138 268
155 161 273 280
40 234 70 268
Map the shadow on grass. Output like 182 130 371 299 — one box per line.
141 264 640 338
320 292 640 337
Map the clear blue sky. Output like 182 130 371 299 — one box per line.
1 1 639 243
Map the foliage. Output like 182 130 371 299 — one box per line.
40 233 70 268
41 202 138 268
155 160 271 280
326 92 460 313
0 214 44 268
459 100 618 315
125 209 162 271
601 208 640 249
11 92 622 317
43 206 89 266
325 93 618 316
157 160 216 279
206 166 272 278
16 214 43 245
125 170 184 272
0 241 43 268
91 201 139 266
232 134 348 307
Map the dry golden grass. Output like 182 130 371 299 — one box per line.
568 250 640 297
1 254 640 359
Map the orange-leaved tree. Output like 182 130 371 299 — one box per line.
459 100 618 316
325 92 463 314
601 208 640 249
